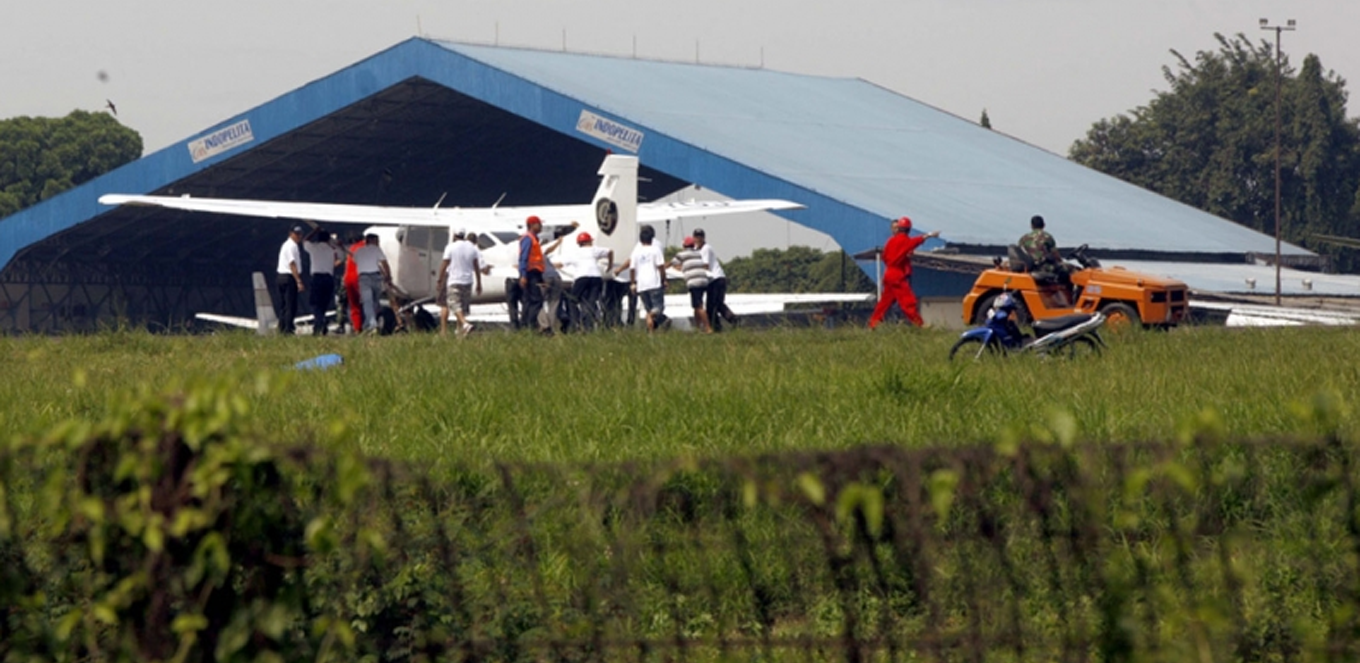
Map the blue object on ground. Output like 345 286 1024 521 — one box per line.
295 353 344 371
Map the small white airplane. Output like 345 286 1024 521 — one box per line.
100 154 871 332
204 270 872 334
100 155 803 305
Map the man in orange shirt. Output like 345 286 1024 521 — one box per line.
868 216 940 329
518 216 546 331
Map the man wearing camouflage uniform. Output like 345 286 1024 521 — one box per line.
1018 215 1071 302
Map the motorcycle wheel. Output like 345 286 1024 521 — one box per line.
949 337 1002 361
1054 335 1101 359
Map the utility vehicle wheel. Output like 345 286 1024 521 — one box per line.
1100 302 1140 332
949 337 1002 361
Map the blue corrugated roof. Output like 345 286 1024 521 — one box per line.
438 40 1310 259
0 37 1314 299
0 39 452 269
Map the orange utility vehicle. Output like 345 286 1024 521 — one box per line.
960 244 1190 329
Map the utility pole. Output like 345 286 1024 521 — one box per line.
1260 18 1295 306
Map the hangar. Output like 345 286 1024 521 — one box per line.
0 37 1336 332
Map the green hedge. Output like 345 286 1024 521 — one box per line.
2 377 1359 662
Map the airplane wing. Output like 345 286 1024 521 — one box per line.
717 293 874 315
194 312 261 329
447 293 871 330
101 178 803 231
637 199 804 224
98 194 594 232
1190 301 1360 327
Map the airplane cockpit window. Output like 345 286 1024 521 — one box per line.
405 226 430 250
491 231 519 245
477 234 500 250
432 229 449 250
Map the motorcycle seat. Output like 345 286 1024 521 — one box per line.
1033 313 1093 333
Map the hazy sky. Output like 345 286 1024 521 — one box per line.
2 1 1355 254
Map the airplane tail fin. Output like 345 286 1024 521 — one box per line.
585 155 639 263
251 271 278 335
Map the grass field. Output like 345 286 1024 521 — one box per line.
2 323 1355 465
4 323 1360 662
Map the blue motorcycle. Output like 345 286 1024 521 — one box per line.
949 293 1106 360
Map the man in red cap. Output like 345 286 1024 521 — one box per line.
670 236 712 333
518 216 547 331
869 216 940 329
554 230 612 331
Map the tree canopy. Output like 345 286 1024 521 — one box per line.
1069 33 1360 271
722 246 875 293
0 111 142 219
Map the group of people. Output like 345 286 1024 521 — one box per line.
275 225 391 335
659 227 738 334
280 211 1052 336
504 217 738 335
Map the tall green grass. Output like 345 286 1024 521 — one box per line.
0 325 1355 469
4 325 1360 662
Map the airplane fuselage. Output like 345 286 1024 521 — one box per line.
368 224 522 304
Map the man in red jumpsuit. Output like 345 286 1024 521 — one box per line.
342 236 365 333
868 216 940 329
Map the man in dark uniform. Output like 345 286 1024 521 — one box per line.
1018 215 1072 301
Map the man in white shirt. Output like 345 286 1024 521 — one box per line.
465 233 493 277
436 229 483 337
693 228 738 332
302 228 343 335
604 263 634 328
275 225 306 334
351 233 391 333
613 225 668 332
555 231 612 331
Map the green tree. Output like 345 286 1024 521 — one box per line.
0 110 142 218
1069 33 1360 271
724 246 874 293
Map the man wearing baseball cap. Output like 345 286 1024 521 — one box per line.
518 216 547 332
868 216 940 329
670 236 712 333
274 225 307 334
691 228 737 332
554 230 613 331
